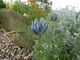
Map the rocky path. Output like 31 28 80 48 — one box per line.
0 30 33 60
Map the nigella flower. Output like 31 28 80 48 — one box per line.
30 18 48 35
50 13 58 21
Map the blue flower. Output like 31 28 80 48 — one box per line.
30 18 48 35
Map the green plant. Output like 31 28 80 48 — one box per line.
12 1 51 25
0 0 6 9
32 7 80 60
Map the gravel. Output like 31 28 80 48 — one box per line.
0 30 33 60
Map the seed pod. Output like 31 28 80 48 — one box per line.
50 13 58 21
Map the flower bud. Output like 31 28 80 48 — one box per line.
30 18 48 35
50 13 58 21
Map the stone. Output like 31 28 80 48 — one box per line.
13 32 35 50
0 55 4 60
0 31 34 60
0 9 35 50
0 9 27 32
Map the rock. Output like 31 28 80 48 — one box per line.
0 29 5 40
0 35 33 60
0 9 35 50
0 31 34 60
1 49 6 53
0 9 26 32
0 55 4 60
3 58 8 60
13 32 35 50
0 8 35 59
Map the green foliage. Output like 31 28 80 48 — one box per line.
12 1 51 25
32 7 80 60
13 2 29 14
0 0 6 9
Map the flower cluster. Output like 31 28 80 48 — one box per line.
30 18 48 35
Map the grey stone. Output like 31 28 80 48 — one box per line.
0 9 27 32
0 9 35 51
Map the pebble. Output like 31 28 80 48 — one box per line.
0 31 33 60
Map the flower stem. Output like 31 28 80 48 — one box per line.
38 35 42 53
